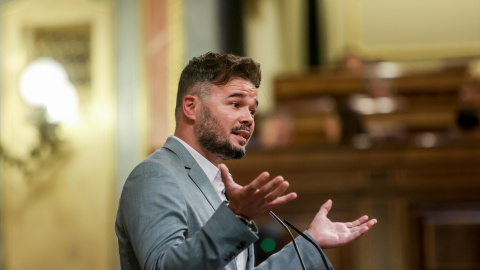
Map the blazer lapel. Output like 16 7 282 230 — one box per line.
163 137 223 210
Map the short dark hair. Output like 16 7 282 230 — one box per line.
175 52 261 121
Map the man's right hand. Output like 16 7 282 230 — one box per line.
307 199 377 248
218 163 297 221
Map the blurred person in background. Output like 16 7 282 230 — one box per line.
456 79 480 139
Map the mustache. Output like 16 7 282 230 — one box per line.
231 125 251 135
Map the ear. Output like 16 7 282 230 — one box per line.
182 95 198 121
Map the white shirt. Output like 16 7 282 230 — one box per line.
172 136 248 270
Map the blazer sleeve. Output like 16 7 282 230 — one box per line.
116 160 259 270
254 231 335 270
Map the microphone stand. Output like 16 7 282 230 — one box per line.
269 211 306 270
269 211 331 270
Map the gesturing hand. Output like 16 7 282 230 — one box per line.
219 164 297 221
308 200 377 249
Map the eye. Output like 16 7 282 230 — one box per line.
249 109 256 116
231 102 239 108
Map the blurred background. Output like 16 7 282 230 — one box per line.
0 0 479 269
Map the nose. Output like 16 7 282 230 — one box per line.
239 108 254 126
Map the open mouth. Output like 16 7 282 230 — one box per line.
233 130 250 140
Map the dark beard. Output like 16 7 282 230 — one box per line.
195 106 248 160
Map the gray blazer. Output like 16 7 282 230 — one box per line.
115 137 333 270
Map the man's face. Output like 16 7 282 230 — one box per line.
194 78 258 160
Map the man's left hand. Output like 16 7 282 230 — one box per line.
219 163 297 221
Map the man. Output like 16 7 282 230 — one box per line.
115 52 377 270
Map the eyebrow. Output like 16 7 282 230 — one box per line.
228 93 259 107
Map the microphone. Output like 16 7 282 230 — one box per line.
269 211 306 270
269 211 331 270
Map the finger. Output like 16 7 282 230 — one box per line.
349 224 369 233
245 171 270 193
268 192 297 208
348 215 369 228
366 219 377 229
358 221 375 235
257 176 285 197
319 199 332 216
264 180 290 202
349 218 378 235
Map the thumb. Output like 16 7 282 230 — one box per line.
319 199 333 216
218 163 235 189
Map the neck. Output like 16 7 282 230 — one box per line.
174 129 223 166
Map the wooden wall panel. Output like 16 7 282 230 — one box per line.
225 144 480 270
